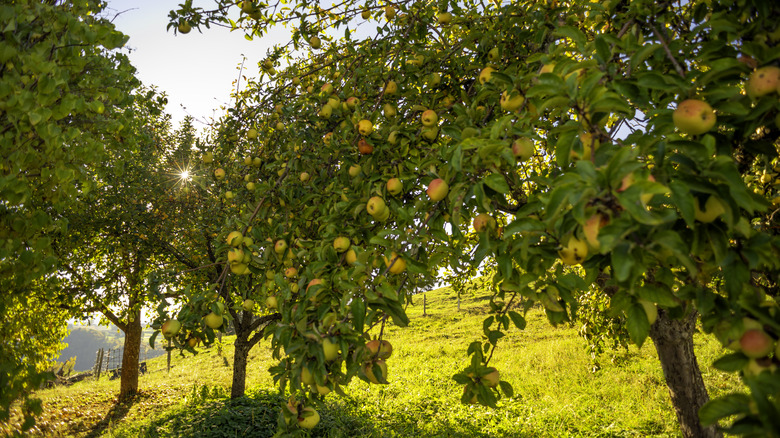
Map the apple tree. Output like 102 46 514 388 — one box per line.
0 0 140 426
167 0 780 436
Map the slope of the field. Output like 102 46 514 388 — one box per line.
6 287 741 437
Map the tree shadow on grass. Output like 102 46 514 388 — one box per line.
83 391 145 438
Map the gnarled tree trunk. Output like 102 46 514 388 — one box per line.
649 310 722 438
231 332 251 399
119 310 142 398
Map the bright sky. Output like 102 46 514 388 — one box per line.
104 0 290 129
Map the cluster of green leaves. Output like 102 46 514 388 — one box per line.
164 0 780 435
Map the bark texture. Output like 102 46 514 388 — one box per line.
649 310 722 438
231 333 250 399
119 311 142 398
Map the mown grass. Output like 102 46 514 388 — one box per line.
4 286 743 437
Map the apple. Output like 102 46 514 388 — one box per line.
366 196 387 218
252 157 261 167
463 386 478 404
473 213 496 232
186 336 200 348
363 359 388 384
247 128 257 139
333 236 351 252
383 252 406 274
384 80 398 95
639 299 658 325
428 72 441 87
345 248 358 264
366 339 393 359
384 5 396 20
383 103 397 118
204 313 223 329
242 299 255 311
265 295 278 309
319 104 332 119
500 90 524 111
224 191 234 200
421 109 438 127
358 139 374 154
386 178 403 195
746 66 780 99
361 8 370 19
214 168 225 179
309 36 321 49
320 83 334 95
161 320 181 339
226 231 243 246
426 178 449 202
275 122 284 131
284 267 298 278
740 329 775 358
346 96 360 109
617 172 655 204
673 99 716 135
694 196 725 223
558 236 588 265
511 138 535 162
482 367 500 387
300 367 315 385
240 1 256 13
202 152 214 164
437 12 452 25
275 239 288 255
358 119 373 136
227 248 245 264
300 172 310 182
178 21 191 34
298 407 320 429
322 338 339 361
478 66 496 84
230 263 249 275
246 182 256 191
488 47 500 62
421 127 438 141
242 236 254 247
583 213 607 250
315 383 331 395
348 164 361 177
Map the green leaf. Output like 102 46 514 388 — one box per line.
499 380 514 398
611 243 633 282
482 173 510 194
351 296 366 333
626 302 650 347
712 353 749 372
508 311 526 330
699 394 752 426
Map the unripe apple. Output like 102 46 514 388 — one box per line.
500 90 524 111
301 367 315 385
265 295 278 309
421 109 438 127
383 252 406 274
242 299 255 311
558 236 588 265
386 178 403 195
161 320 181 339
345 248 358 265
214 168 225 179
240 1 256 13
363 359 388 384
383 103 397 118
348 164 361 177
244 156 253 166
224 191 234 200
247 128 258 139
473 213 496 232
673 99 716 135
275 239 288 255
178 21 191 34
319 104 332 119
426 178 449 202
746 66 780 99
309 36 321 49
694 196 725 223
437 12 452 25
428 72 441 87
246 182 256 191
511 138 535 162
740 329 775 358
333 236 351 253
583 213 606 250
384 5 396 20
366 339 393 359
226 231 243 246
384 80 398 95
488 47 500 62
298 407 320 429
361 8 370 19
358 119 373 136
387 130 399 145
366 196 387 218
322 338 339 361
202 152 214 164
300 172 310 182
346 96 360 109
204 313 223 329
421 127 438 141
284 267 298 278
482 367 500 387
252 157 261 167
227 248 245 264
230 263 249 275
478 66 496 84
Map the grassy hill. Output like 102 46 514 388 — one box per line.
4 287 742 437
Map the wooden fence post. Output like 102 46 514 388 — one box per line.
94 348 104 380
423 294 427 316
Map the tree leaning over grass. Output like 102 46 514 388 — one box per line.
0 0 139 428
167 0 780 436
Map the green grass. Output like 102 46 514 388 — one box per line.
4 287 742 437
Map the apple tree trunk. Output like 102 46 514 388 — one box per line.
231 331 251 399
649 310 722 438
119 311 142 398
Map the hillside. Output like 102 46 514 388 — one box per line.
5 287 742 437
57 325 168 372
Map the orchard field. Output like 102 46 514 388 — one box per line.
2 0 780 437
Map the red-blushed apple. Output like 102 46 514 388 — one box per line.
358 139 374 154
161 320 181 339
426 178 449 202
363 359 388 384
740 329 775 358
333 236 351 252
673 99 716 135
386 178 403 196
511 138 535 162
421 109 438 127
558 236 588 265
274 239 288 255
383 252 406 274
747 66 780 99
227 248 245 265
583 213 607 251
346 96 360 109
366 339 393 359
284 267 298 278
473 213 496 232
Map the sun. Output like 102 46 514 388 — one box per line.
180 170 191 181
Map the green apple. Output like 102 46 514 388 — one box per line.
421 109 438 127
333 236 351 252
247 128 257 139
361 8 370 19
242 299 255 311
214 168 225 179
482 367 499 387
673 99 716 135
387 130 399 145
366 196 387 218
386 178 403 195
227 248 245 264
478 66 495 84
384 80 398 95
274 239 288 255
224 191 234 200
366 339 393 359
558 236 588 265
161 320 181 339
348 164 361 177
252 157 261 167
309 36 321 49
204 313 223 329
694 196 725 223
421 126 438 141
322 338 339 361
384 5 396 20
240 1 256 13
298 407 320 429
300 367 315 385
246 182 256 191
230 263 249 275
178 21 191 34
383 252 406 274
426 178 449 202
300 172 310 182
265 295 278 309
511 138 535 162
500 90 524 112
358 119 373 136
319 104 332 119
383 103 397 118
746 66 780 99
363 359 388 384
226 231 243 246
428 72 441 87
473 213 496 232
437 12 452 25
202 152 214 164
321 83 334 94
345 248 357 264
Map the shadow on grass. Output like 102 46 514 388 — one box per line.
112 387 527 438
84 391 143 438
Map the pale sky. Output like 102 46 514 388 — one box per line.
105 0 289 129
